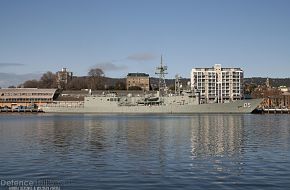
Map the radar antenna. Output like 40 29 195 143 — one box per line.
155 55 168 96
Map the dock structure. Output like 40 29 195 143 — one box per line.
0 107 43 113
262 108 290 114
256 92 290 114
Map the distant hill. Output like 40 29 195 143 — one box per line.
135 77 290 89
15 74 290 90
244 77 290 87
164 77 290 88
0 72 42 88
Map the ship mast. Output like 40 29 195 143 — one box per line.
155 55 168 96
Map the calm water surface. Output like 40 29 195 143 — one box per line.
0 114 290 189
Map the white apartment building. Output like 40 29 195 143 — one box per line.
191 64 243 103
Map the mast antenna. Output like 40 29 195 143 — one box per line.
155 55 168 95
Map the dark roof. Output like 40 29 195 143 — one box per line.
127 73 149 77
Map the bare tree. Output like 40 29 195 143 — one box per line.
67 77 88 90
114 81 126 90
88 68 104 77
23 80 39 88
39 71 57 88
88 68 105 90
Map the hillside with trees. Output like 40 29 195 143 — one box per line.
18 67 290 95
244 77 290 87
20 68 127 91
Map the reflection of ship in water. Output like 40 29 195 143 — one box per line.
34 115 246 162
80 115 246 161
190 115 245 158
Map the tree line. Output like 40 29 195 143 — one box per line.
20 68 127 91
14 69 290 95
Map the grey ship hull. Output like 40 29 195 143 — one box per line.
42 98 262 114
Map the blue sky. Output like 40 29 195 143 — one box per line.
0 0 290 86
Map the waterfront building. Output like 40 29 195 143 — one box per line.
264 91 290 109
126 73 150 91
278 86 289 92
0 88 56 108
191 64 243 103
56 68 73 89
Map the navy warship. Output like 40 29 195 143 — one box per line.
41 60 262 114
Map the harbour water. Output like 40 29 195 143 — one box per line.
0 113 290 189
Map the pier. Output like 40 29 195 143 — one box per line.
262 108 290 114
0 107 43 113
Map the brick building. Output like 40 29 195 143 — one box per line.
56 68 73 89
126 73 150 91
